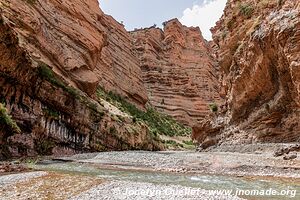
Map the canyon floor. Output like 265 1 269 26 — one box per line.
0 144 300 200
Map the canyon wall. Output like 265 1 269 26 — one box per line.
193 0 300 149
0 0 223 158
131 19 220 125
0 0 163 159
1 0 148 106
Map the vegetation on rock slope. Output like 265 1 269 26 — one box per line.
97 87 192 137
37 63 79 98
0 103 21 133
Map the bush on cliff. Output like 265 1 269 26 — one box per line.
239 3 254 18
25 0 37 5
209 103 218 113
37 62 79 98
0 103 21 133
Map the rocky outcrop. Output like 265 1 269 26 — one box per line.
193 0 300 148
131 19 221 125
0 0 163 159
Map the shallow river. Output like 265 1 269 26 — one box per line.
33 160 300 200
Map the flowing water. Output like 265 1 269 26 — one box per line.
33 160 300 200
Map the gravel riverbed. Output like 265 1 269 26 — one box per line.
70 180 243 200
0 172 244 200
1 146 299 200
0 171 47 186
61 149 300 178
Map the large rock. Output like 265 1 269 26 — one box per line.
274 144 300 157
131 19 221 125
193 0 300 147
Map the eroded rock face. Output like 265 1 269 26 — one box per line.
0 0 224 158
97 14 148 106
131 19 221 125
1 0 148 105
0 0 162 159
193 0 300 148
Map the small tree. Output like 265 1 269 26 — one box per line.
151 24 157 28
209 103 218 113
239 3 254 18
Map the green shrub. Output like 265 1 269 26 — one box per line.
109 126 117 135
163 140 184 148
25 0 37 5
97 88 191 137
277 0 283 6
226 19 235 30
0 103 21 133
37 62 79 98
183 140 194 146
164 140 177 145
43 107 59 119
132 117 137 123
0 96 5 104
37 62 65 88
65 87 79 98
265 103 270 112
222 31 227 40
209 103 218 113
87 101 98 112
239 3 254 18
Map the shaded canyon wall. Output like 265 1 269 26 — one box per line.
193 0 300 149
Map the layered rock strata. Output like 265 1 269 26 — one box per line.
1 0 148 106
193 0 300 148
131 19 221 125
0 0 163 159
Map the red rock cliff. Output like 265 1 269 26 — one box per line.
0 0 163 159
1 0 148 105
193 0 300 148
0 0 222 158
131 19 221 125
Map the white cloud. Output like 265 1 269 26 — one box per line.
179 0 227 40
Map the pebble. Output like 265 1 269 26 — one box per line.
283 153 297 160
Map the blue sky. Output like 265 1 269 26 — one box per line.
99 0 227 40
